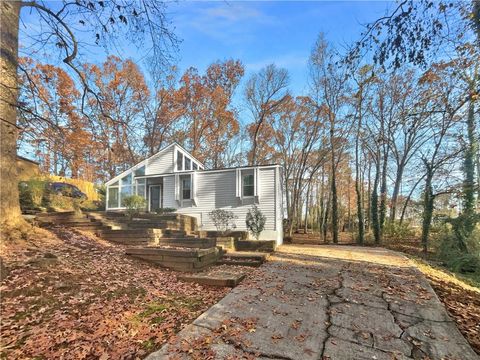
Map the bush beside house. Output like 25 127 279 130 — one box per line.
246 205 266 240
122 195 147 220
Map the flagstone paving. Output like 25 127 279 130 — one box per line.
147 245 479 360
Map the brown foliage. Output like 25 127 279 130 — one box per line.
0 227 229 359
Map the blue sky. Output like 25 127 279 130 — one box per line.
19 1 393 125
167 1 392 95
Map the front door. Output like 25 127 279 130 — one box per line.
149 185 162 212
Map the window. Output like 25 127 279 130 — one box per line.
121 173 132 186
108 187 119 208
177 151 183 171
185 157 191 170
120 185 133 205
120 173 133 205
243 173 254 197
136 179 146 199
193 162 198 170
182 176 191 200
134 165 145 176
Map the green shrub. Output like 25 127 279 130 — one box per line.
437 225 480 274
154 207 176 215
80 199 104 211
245 205 266 240
18 179 48 211
48 194 81 211
383 221 416 241
122 195 146 220
208 209 237 234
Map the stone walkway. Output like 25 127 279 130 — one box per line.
147 245 479 360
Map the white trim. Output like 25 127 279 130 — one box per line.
105 161 147 186
105 142 205 186
134 164 280 180
172 143 205 169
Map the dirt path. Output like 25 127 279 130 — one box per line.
148 245 479 360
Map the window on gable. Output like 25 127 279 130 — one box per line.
243 172 254 197
177 151 183 171
185 157 191 170
134 166 145 176
182 176 191 200
193 162 198 170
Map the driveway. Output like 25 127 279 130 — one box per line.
147 245 478 360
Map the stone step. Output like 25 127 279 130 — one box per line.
126 222 185 229
72 224 111 231
107 238 151 245
37 216 86 224
157 238 216 249
96 228 159 245
45 219 97 225
217 259 264 267
125 246 220 272
222 252 269 261
218 252 268 267
36 211 77 218
178 271 246 287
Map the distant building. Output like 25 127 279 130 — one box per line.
16 155 40 180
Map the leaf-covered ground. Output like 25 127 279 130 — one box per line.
414 260 480 355
0 227 231 359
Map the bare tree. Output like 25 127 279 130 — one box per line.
244 64 289 165
309 34 351 244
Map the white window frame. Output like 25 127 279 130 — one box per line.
181 176 191 200
242 172 255 198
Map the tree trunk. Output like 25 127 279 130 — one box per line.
421 169 434 256
304 180 311 233
0 1 22 227
355 107 364 245
463 98 476 219
379 144 388 232
330 134 339 244
371 154 381 245
389 161 405 223
366 157 372 232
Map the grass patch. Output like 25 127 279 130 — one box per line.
167 295 203 310
412 258 480 291
103 285 147 301
141 338 157 351
137 302 168 318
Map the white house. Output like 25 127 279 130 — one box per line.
105 143 284 244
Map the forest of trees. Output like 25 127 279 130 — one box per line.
1 1 479 259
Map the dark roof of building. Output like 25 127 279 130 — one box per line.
17 155 40 165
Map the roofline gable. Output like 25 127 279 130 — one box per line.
105 142 205 186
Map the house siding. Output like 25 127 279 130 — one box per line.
105 142 282 243
163 175 176 208
170 167 279 241
146 146 174 175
